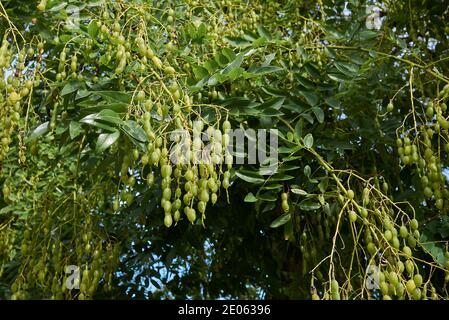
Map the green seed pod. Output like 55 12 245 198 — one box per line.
405 259 414 275
164 214 173 228
414 274 423 287
410 218 419 230
407 235 417 248
392 236 400 250
163 200 172 213
198 201 206 214
147 172 155 187
161 164 172 178
367 242 376 256
200 189 210 203
185 207 196 223
174 210 181 222
346 189 355 200
281 200 289 212
162 188 172 201
384 229 393 241
360 207 368 218
348 210 357 223
387 101 394 112
136 90 145 102
403 245 412 257
211 193 218 204
426 106 434 118
406 279 416 294
399 225 408 238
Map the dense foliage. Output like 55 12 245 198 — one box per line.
1 0 449 300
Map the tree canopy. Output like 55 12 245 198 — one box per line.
1 0 449 300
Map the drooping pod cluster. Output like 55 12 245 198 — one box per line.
117 112 234 228
0 37 39 165
275 162 447 300
395 91 449 210
317 184 437 300
3 149 121 300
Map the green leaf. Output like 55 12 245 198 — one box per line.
242 31 258 42
121 120 147 143
61 81 81 96
324 47 338 59
334 61 357 77
279 164 301 171
336 61 359 74
224 36 252 48
325 97 340 109
228 67 245 81
192 65 209 80
301 112 314 124
95 91 131 104
283 155 301 162
207 73 228 86
78 116 116 131
270 212 291 228
318 178 329 193
304 133 314 148
245 66 283 79
259 97 285 110
291 189 307 196
222 53 244 75
86 0 104 7
269 174 294 182
214 53 229 67
261 184 283 191
235 170 265 184
312 106 324 123
304 165 311 177
88 20 99 38
262 53 276 66
196 23 207 39
284 219 295 241
69 121 82 140
283 96 309 113
299 201 321 211
80 102 129 114
299 91 319 106
75 90 91 101
262 86 287 97
79 110 123 131
244 192 258 203
295 75 315 89
358 30 379 40
304 63 320 78
328 72 350 82
294 119 302 140
421 234 447 266
28 122 49 140
47 2 67 12
204 60 219 73
257 192 278 201
95 109 124 125
257 25 272 41
96 131 120 153
222 48 236 61
252 37 268 47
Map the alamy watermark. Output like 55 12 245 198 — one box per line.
65 5 81 30
365 265 380 290
65 265 80 290
366 5 383 30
